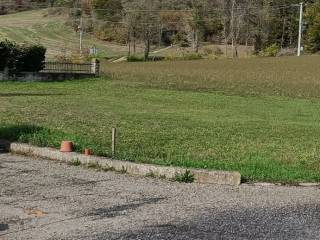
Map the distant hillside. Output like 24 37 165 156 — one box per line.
0 9 130 59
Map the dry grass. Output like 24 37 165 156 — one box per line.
103 55 320 99
152 44 253 59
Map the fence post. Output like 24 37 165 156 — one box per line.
91 58 100 75
112 128 116 157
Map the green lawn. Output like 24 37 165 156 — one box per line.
1 56 320 183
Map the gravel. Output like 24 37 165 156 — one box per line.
0 153 320 240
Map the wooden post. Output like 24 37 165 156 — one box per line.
112 128 116 156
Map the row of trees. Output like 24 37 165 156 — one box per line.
76 0 320 59
2 0 320 58
0 0 50 14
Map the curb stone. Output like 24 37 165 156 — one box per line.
298 183 320 187
0 141 241 186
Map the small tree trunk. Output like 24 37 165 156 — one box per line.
144 38 150 61
192 29 196 52
224 17 228 57
231 0 236 58
280 18 286 50
133 28 136 54
144 27 151 61
128 29 131 56
195 30 199 53
158 24 162 48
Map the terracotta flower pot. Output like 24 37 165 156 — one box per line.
60 141 73 152
84 148 92 156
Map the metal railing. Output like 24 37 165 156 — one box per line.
42 62 94 74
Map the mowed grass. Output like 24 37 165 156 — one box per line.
1 56 320 183
0 9 129 58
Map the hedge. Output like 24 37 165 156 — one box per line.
0 40 46 74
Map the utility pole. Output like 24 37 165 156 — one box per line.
231 0 235 58
79 14 83 55
297 2 303 57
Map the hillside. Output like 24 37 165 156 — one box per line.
0 9 130 59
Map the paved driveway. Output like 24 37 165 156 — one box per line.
0 153 320 240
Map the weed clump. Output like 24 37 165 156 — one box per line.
70 159 81 166
175 170 195 183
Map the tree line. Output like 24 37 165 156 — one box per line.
2 0 320 58
83 0 320 59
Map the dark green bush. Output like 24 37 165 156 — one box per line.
0 40 46 74
17 44 46 72
261 44 279 57
127 55 145 62
0 40 16 71
127 55 165 62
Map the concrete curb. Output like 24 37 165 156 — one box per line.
1 141 241 186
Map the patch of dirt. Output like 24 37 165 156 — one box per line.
24 209 47 217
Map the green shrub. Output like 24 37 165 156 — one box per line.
261 44 279 57
127 55 145 62
17 44 46 72
175 170 195 183
182 53 203 60
0 40 46 74
0 40 16 71
165 53 203 61
70 159 81 166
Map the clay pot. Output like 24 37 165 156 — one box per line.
84 148 92 156
60 141 73 152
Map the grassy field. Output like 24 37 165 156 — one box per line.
103 56 320 98
0 9 130 59
1 56 320 183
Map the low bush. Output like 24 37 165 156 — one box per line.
127 55 165 62
165 52 203 61
175 170 195 183
181 53 203 60
127 55 145 62
17 44 46 72
0 40 46 74
261 44 279 57
0 40 16 71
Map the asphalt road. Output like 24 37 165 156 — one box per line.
0 153 320 240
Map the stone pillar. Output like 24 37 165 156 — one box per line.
91 58 100 75
3 67 9 80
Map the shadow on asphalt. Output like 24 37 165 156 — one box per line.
78 203 320 240
0 224 9 232
88 198 166 219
